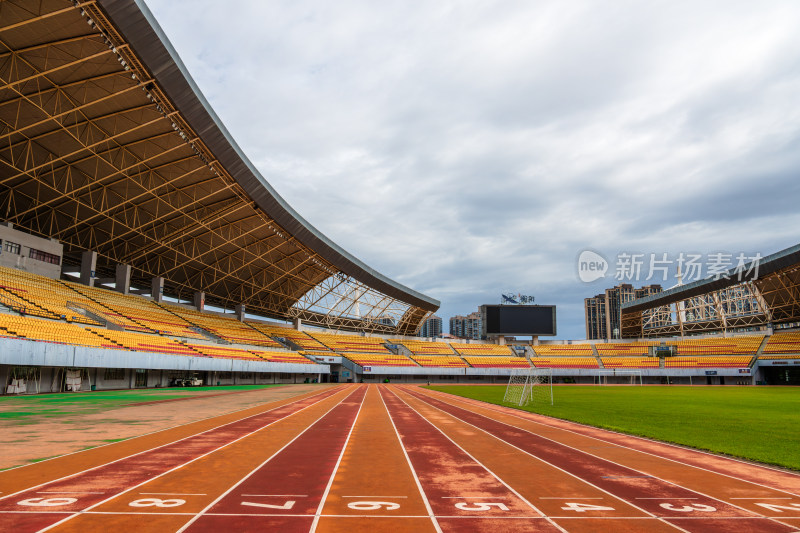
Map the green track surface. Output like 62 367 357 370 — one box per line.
427 385 800 471
0 384 284 423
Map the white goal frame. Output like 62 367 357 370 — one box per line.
595 369 643 385
503 368 553 406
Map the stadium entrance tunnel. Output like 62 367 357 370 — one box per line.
761 366 800 385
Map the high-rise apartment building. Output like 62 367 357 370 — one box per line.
585 283 663 339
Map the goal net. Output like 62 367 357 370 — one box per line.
503 368 553 406
595 369 643 385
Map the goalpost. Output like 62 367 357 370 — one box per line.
595 369 643 386
503 368 553 406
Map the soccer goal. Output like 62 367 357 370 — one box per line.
595 369 643 385
503 368 553 406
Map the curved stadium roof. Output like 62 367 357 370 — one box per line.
0 0 439 334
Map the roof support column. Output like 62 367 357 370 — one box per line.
151 276 164 303
80 250 96 287
293 317 302 331
194 291 205 312
235 303 245 322
115 264 131 295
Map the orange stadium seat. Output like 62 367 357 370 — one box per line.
0 266 103 325
183 343 264 361
67 282 204 339
601 357 659 369
161 304 282 348
248 323 330 351
463 356 530 368
250 350 317 364
0 314 110 348
308 332 391 353
390 339 456 355
664 356 754 368
595 342 655 356
669 336 763 355
88 328 202 357
531 357 598 368
532 345 595 356
762 332 800 354
451 343 514 356
343 353 417 367
410 355 468 367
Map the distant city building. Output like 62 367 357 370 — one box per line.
450 311 483 340
585 283 663 340
418 315 442 338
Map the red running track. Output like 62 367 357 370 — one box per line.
0 383 797 533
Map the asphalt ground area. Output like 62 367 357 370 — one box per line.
0 383 797 532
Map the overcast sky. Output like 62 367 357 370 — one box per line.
145 0 800 339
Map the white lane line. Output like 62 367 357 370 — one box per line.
341 496 408 499
241 494 308 497
175 385 361 532
400 386 686 533
729 497 794 500
37 492 105 494
539 497 605 500
421 387 800 499
37 387 351 533
441 496 507 499
414 387 796 522
139 493 207 496
388 388 567 533
309 386 368 532
377 386 443 533
0 386 344 503
634 497 700 500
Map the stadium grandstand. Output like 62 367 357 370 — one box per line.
0 0 445 391
2 0 800 392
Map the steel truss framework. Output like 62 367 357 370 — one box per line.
0 0 438 335
621 248 800 338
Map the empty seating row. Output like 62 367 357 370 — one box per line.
464 356 530 368
251 350 316 364
0 266 102 325
531 357 598 368
184 343 263 361
670 336 763 355
248 323 329 351
68 282 204 339
664 356 754 368
88 328 203 357
0 314 110 348
762 332 800 354
450 343 513 356
309 332 391 353
343 353 417 367
410 355 467 367
390 339 456 355
595 342 655 356
533 344 595 356
162 304 282 348
600 357 660 368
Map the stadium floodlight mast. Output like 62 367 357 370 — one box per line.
595 369 643 386
503 368 553 407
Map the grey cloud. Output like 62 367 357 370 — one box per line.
146 0 800 338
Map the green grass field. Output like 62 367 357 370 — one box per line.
427 385 800 471
0 384 284 423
